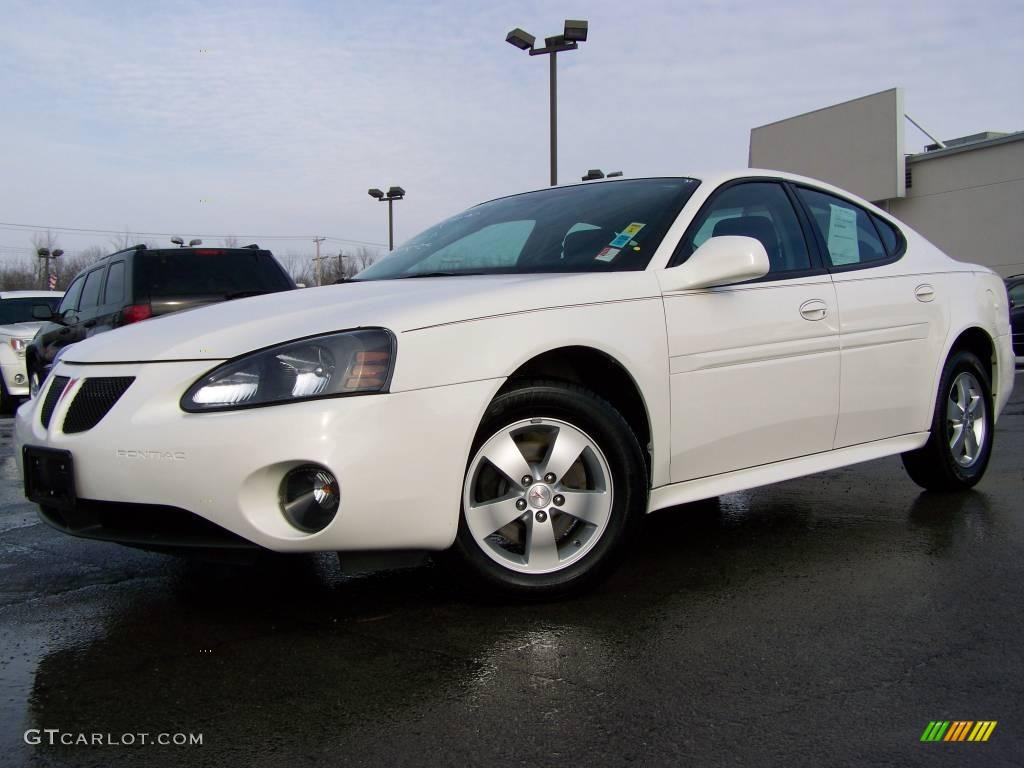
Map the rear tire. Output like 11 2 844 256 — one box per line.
451 380 646 598
901 350 994 491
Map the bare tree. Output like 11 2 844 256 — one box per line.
221 236 239 248
325 246 383 283
0 258 41 290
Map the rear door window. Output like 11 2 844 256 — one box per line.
795 187 889 268
78 268 106 312
103 261 126 305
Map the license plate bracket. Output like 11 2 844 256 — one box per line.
23 446 76 511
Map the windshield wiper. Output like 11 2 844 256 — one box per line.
395 271 485 279
224 290 270 300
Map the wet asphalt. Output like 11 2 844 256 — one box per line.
0 380 1022 768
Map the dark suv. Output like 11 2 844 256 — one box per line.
27 244 296 395
1008 274 1024 367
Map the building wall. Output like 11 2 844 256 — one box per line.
749 88 905 203
887 139 1024 277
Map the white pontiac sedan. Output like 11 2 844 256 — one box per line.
15 171 1016 596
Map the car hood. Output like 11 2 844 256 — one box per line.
0 322 45 339
64 273 660 363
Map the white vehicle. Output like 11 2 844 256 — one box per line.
0 290 64 412
15 172 1015 596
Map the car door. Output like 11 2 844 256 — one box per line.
662 180 840 482
75 266 108 340
792 186 948 448
96 260 126 332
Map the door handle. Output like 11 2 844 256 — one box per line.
799 299 828 321
914 284 935 302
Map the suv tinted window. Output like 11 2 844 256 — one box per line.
796 187 888 267
676 182 811 274
79 268 106 311
104 262 126 304
58 277 85 314
135 250 292 298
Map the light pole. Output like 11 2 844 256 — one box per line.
36 247 63 289
368 186 405 250
506 19 588 187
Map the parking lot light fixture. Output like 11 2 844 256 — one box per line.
505 28 535 50
582 169 605 181
368 186 406 250
506 19 589 187
563 19 588 42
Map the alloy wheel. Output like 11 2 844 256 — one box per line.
946 371 987 467
463 418 613 574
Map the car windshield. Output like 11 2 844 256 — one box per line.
136 250 294 298
0 297 60 324
354 178 699 280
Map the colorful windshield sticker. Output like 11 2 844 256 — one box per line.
609 222 646 248
595 247 620 262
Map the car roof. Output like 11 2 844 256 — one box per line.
477 169 892 214
0 290 64 299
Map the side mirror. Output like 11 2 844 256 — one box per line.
31 304 55 321
659 235 770 292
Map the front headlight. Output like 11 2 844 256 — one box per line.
181 328 395 412
9 338 26 355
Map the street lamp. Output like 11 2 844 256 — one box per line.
368 186 405 251
506 19 588 187
582 169 623 181
36 247 63 289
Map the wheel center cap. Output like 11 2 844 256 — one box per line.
527 484 552 509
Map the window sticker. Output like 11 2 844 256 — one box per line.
595 247 620 262
609 222 646 249
827 204 859 265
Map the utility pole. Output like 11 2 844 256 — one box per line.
337 250 346 280
312 236 327 286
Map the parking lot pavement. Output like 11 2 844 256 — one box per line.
0 382 1021 768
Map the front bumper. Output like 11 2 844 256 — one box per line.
16 359 500 552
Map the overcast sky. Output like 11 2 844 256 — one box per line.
1 0 1021 263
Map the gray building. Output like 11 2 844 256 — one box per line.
749 88 1023 278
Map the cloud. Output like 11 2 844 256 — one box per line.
0 0 1020 258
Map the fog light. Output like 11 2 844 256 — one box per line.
279 465 340 533
14 373 25 384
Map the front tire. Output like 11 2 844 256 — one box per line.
0 377 13 415
452 380 646 598
901 350 994 491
